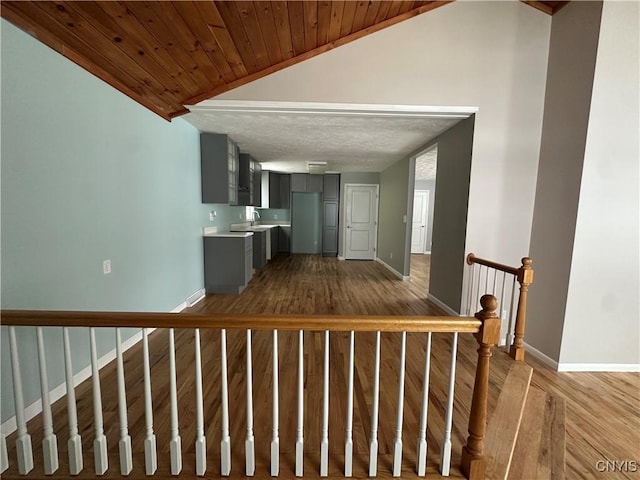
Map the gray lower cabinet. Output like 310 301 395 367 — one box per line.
270 227 279 258
278 226 291 254
204 235 252 293
252 230 267 269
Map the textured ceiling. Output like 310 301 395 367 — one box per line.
416 146 438 181
185 102 466 173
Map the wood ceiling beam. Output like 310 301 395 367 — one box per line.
0 3 173 120
183 1 453 108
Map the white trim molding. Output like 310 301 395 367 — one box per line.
427 294 461 317
375 257 410 281
523 342 559 370
557 363 640 373
187 100 478 119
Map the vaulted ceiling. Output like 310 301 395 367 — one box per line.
1 1 568 120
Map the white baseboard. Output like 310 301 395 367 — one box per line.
523 342 559 370
557 363 640 372
0 290 199 435
427 294 461 316
375 257 410 280
337 255 345 261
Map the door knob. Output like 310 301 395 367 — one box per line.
347 226 351 229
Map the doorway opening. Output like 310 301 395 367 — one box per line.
410 145 438 292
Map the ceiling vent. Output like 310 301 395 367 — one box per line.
308 162 327 174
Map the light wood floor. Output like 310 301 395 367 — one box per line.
4 255 639 479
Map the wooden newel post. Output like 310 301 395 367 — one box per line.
509 257 533 361
461 294 501 480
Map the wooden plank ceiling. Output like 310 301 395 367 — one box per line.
1 1 568 121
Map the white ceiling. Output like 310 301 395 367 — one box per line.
185 101 473 173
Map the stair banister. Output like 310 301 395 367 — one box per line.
461 295 501 480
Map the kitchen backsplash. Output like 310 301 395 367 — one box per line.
257 208 290 221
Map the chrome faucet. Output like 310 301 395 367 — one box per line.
250 210 261 226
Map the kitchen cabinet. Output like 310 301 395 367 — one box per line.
322 174 340 256
291 174 323 193
200 133 239 205
279 174 291 209
278 226 291 254
203 235 252 293
238 153 260 207
254 162 262 207
252 230 267 269
261 172 291 209
270 227 279 258
323 174 340 201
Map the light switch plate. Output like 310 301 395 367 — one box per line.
103 259 111 275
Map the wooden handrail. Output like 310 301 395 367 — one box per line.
0 310 482 334
466 252 518 275
466 253 534 361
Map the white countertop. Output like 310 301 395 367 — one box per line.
203 226 253 238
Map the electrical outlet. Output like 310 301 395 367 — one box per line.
390 252 393 259
274 214 278 220
103 259 111 275
209 211 217 221
239 212 243 219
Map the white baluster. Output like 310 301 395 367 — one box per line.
440 332 459 476
416 333 432 476
245 329 255 476
492 268 498 294
474 266 482 315
220 329 231 476
90 327 108 475
484 265 490 294
115 328 132 475
36 327 58 474
169 328 182 475
499 272 508 346
63 327 82 475
194 329 206 476
9 327 33 475
271 330 280 476
142 328 157 475
467 265 476 316
320 330 330 477
295 330 304 477
392 332 407 477
345 331 355 477
1 433 8 474
507 276 517 347
369 331 381 477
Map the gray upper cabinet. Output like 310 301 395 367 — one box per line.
307 174 323 193
323 174 340 201
239 153 260 206
279 174 290 209
291 174 307 192
254 162 262 207
201 133 238 205
291 173 323 193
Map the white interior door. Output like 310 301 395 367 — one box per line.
411 190 429 254
344 184 379 260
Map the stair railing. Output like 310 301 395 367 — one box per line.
466 253 534 361
1 296 500 480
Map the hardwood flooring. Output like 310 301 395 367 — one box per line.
3 255 639 479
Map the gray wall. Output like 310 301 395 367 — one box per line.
0 20 207 421
378 160 411 274
558 1 639 366
338 172 380 258
428 117 475 312
527 1 602 362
